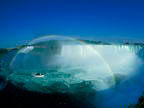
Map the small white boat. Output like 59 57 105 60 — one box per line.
32 73 44 78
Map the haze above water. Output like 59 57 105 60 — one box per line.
0 36 144 108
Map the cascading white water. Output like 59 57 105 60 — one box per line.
0 35 144 108
8 35 142 93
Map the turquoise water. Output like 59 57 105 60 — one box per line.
1 36 144 108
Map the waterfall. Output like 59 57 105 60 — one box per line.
1 36 144 107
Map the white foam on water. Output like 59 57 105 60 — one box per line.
6 36 144 107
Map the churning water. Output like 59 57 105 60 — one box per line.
0 35 144 108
